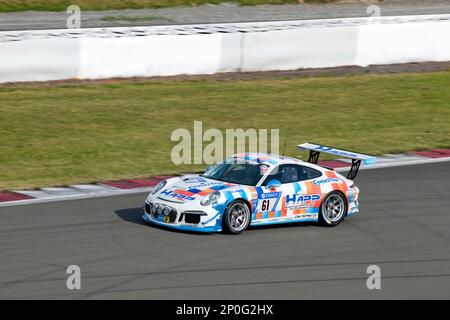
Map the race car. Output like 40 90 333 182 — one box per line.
143 143 376 234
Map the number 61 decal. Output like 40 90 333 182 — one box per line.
257 192 281 213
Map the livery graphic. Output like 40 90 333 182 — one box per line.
285 194 320 209
159 189 196 202
256 192 281 213
143 143 375 234
313 178 342 185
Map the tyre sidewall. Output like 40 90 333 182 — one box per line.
319 191 348 227
222 200 251 234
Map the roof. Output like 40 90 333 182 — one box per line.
227 153 304 167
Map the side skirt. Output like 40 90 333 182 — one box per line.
250 216 318 227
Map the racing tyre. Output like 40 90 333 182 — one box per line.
222 200 251 234
318 191 347 227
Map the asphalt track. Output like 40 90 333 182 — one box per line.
1 0 449 31
0 162 449 299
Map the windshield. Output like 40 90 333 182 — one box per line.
202 162 265 186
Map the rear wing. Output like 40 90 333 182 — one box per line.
297 142 376 180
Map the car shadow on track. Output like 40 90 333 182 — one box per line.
114 207 211 235
114 207 316 235
114 207 147 226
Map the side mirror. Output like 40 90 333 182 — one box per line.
266 179 281 189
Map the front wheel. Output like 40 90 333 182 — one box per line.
222 200 251 234
318 191 347 227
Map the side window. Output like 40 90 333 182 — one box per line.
280 165 299 184
262 165 282 186
298 166 322 181
262 164 300 185
262 164 322 185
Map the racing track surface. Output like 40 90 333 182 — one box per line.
0 162 449 299
1 0 449 31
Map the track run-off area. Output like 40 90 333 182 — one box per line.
0 162 449 299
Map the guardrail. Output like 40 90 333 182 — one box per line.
1 14 449 83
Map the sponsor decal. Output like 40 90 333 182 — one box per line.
160 189 196 201
190 181 224 189
260 192 280 200
313 178 342 185
315 145 359 158
285 194 320 209
257 192 281 212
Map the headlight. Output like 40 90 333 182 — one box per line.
152 180 167 194
200 191 221 206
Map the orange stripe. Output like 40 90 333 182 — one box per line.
325 171 337 178
256 212 263 220
248 187 258 200
198 189 214 196
174 189 195 197
306 181 321 195
314 198 322 207
281 196 287 216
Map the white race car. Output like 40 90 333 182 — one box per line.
143 143 376 234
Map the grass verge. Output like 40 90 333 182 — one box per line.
0 71 449 190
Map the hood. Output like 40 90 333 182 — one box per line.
156 175 235 203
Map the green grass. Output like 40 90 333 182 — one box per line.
0 1 339 13
1 71 449 190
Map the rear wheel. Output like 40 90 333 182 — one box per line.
222 200 251 234
319 191 347 227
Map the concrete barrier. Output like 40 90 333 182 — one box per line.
0 14 449 83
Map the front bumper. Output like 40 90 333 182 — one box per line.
142 212 221 232
142 198 223 233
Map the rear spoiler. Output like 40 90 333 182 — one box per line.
297 142 376 180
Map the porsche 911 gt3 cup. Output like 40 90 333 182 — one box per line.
143 143 376 234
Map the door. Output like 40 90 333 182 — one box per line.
252 164 322 225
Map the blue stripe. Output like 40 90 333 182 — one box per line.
224 191 234 202
238 189 248 200
256 187 263 198
306 207 319 214
202 212 221 225
271 193 281 212
251 200 258 214
210 185 228 191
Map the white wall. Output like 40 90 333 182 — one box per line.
0 15 449 83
